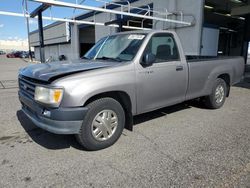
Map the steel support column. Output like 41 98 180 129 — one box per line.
30 3 50 63
38 11 45 63
242 14 250 64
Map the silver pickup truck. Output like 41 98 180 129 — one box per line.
18 30 244 150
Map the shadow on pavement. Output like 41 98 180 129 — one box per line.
234 67 250 89
16 110 83 150
133 99 210 126
16 101 205 150
134 103 191 125
20 58 30 63
234 81 250 89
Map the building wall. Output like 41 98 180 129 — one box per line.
95 13 117 42
30 22 70 46
34 43 73 61
31 0 205 61
176 0 204 56
153 0 177 29
153 0 204 56
34 23 79 61
200 27 219 56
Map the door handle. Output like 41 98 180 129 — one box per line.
176 65 183 71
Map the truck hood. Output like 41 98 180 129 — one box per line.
19 59 119 83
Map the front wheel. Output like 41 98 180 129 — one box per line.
76 97 125 151
204 78 227 109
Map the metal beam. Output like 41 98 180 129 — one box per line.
30 0 193 26
30 3 51 18
0 11 151 30
104 19 122 26
231 5 250 16
105 19 124 32
29 3 51 63
38 11 45 63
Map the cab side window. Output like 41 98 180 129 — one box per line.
145 33 180 63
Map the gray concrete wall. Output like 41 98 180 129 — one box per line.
153 0 204 56
30 22 70 46
95 13 116 42
201 27 219 56
176 0 204 56
34 23 79 62
70 23 80 60
153 0 177 30
35 43 71 61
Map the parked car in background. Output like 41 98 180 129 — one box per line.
6 51 21 58
20 51 29 58
20 51 35 59
6 51 15 58
0 50 6 55
6 51 33 58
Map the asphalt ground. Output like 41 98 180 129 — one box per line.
0 55 250 188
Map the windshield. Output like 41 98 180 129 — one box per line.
83 34 146 62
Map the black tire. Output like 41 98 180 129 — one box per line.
204 78 227 109
75 97 125 151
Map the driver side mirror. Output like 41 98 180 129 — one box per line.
141 53 155 67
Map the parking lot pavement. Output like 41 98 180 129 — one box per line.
0 56 250 188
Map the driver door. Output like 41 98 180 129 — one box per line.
136 33 188 114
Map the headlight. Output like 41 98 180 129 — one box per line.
34 86 63 105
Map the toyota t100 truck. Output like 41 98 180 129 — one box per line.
18 30 244 150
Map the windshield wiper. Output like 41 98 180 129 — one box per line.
95 56 124 62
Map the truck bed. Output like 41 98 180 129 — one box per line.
186 56 240 62
185 56 245 100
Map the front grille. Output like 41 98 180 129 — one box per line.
19 76 36 99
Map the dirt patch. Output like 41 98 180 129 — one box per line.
0 80 18 89
0 136 15 141
1 159 10 165
23 177 32 182
0 134 33 146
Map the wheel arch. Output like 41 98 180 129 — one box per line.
84 91 133 131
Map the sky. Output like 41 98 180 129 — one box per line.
0 0 108 41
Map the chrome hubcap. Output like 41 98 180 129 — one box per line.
215 85 225 104
91 110 118 141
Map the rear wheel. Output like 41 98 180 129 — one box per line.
76 97 125 151
204 78 227 109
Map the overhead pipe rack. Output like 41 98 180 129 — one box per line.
0 10 152 29
30 0 193 26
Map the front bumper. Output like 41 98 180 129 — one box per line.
19 92 88 134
